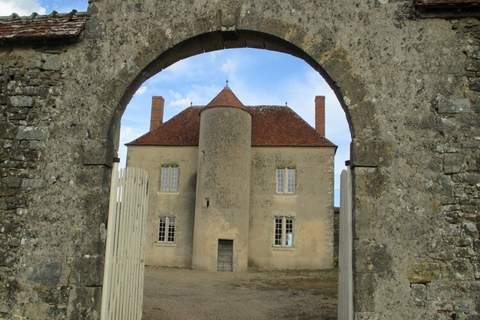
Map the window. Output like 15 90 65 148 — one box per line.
158 216 176 243
273 216 295 247
274 217 283 246
276 167 296 194
160 165 179 192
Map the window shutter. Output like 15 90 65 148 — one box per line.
167 216 176 242
171 167 179 192
287 168 296 193
276 169 284 193
160 167 169 192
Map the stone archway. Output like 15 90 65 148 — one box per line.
1 1 478 319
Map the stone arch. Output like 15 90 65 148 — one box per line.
109 30 360 148
83 1 381 169
11 1 475 318
100 21 369 319
85 3 384 317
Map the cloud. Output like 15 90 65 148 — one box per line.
0 0 46 16
220 58 238 76
170 97 191 108
134 85 147 96
164 86 219 119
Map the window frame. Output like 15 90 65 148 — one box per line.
273 215 295 248
157 216 176 245
275 167 296 194
160 164 180 193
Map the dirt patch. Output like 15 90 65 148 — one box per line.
142 267 338 320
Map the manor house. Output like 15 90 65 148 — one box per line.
126 87 336 272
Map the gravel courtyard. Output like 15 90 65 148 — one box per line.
142 266 338 320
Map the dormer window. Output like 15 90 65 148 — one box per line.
160 164 179 193
276 167 296 194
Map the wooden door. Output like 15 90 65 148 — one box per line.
217 239 233 272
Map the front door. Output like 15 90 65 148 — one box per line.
217 239 233 272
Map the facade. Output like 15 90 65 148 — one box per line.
126 87 336 271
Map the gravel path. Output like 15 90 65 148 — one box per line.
142 266 338 320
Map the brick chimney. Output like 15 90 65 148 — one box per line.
315 96 325 136
150 96 164 131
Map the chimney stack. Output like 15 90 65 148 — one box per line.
150 96 164 131
315 96 325 137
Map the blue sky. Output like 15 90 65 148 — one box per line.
0 0 88 15
1 1 351 206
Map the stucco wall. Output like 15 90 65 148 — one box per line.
1 1 479 319
127 143 334 272
192 107 252 272
127 146 198 268
248 147 335 270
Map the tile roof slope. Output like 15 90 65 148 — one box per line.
0 11 87 41
127 106 336 148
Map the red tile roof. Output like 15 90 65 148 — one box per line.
127 106 336 148
0 12 87 42
206 86 244 108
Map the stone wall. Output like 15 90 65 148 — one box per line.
0 1 479 319
248 147 335 270
127 146 198 268
0 49 108 318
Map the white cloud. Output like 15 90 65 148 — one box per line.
134 85 147 96
170 97 191 108
220 58 238 76
164 86 219 120
0 0 46 16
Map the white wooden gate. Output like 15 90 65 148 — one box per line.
101 163 149 320
338 167 353 320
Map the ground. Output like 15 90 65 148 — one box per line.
142 266 338 320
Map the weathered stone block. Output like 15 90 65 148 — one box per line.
41 54 62 71
464 222 479 237
354 312 379 320
81 139 111 166
28 262 62 286
69 255 103 287
408 261 443 284
66 286 101 320
354 272 376 313
437 97 472 114
411 283 427 307
9 96 33 107
16 126 49 141
21 178 45 190
443 153 465 174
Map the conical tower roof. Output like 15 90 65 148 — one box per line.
204 86 246 111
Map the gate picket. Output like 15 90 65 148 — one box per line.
338 168 353 320
101 163 149 320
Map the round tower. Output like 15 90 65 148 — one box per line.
192 86 252 272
